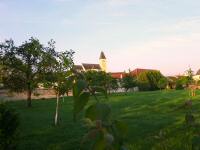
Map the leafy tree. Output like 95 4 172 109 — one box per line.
0 38 55 107
51 51 74 126
185 67 194 84
121 73 136 92
84 71 115 93
176 76 191 90
158 77 168 90
71 70 129 149
108 77 119 92
0 103 19 150
137 71 164 91
41 42 74 125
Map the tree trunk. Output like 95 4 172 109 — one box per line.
55 93 60 126
27 89 32 107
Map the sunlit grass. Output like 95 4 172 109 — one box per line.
7 90 200 150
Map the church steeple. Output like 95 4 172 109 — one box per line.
100 51 106 59
99 51 107 72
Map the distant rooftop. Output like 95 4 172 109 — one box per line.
74 65 83 70
131 68 159 76
82 63 101 70
196 69 200 75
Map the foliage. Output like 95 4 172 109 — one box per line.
71 70 128 150
0 103 19 150
121 73 136 92
158 77 168 90
185 67 194 84
0 38 57 107
84 71 118 93
137 71 164 91
42 44 74 125
175 76 191 90
136 81 151 91
108 77 119 92
175 67 195 90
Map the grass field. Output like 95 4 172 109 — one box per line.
7 90 200 150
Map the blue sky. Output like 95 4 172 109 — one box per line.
1 0 200 75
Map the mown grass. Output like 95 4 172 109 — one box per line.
6 90 200 150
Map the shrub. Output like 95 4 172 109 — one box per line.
0 103 19 150
121 73 136 92
137 71 164 91
175 76 190 90
137 82 151 91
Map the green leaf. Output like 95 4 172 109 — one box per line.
73 92 90 120
192 135 200 147
73 79 87 97
91 86 107 97
92 130 106 150
85 103 111 121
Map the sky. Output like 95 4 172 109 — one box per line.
1 0 200 75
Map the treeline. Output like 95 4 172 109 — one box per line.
83 70 166 93
0 38 74 108
0 37 130 149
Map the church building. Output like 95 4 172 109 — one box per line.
74 51 107 72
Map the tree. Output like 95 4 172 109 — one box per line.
121 73 136 92
184 67 194 87
84 70 115 93
71 70 129 149
185 67 194 82
137 71 164 91
41 41 74 125
158 77 168 90
49 50 74 126
108 77 119 92
175 76 191 90
0 38 55 107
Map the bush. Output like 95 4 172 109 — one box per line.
137 71 164 91
121 74 136 92
175 76 190 90
0 103 19 150
137 82 151 91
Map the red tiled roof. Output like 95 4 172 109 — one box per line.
131 68 158 76
111 72 125 79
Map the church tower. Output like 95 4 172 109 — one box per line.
99 51 107 72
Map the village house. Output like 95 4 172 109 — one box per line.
193 69 200 81
74 51 160 80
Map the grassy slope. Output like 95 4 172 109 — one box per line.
7 90 200 150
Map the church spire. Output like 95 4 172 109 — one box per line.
99 51 106 59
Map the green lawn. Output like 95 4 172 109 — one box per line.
7 90 200 150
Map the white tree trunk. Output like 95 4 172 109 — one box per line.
55 93 60 126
